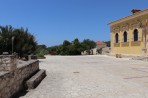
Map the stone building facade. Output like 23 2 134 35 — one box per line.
109 9 148 56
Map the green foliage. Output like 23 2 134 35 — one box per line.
48 45 59 55
13 28 37 58
36 49 48 57
81 39 96 51
47 38 96 55
0 25 13 54
0 25 37 58
35 45 48 57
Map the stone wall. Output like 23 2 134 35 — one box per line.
0 60 39 98
102 47 111 55
0 55 17 71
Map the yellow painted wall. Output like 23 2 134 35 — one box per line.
111 24 144 55
110 12 148 55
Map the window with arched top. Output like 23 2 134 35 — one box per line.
115 33 119 43
133 29 138 41
123 31 127 42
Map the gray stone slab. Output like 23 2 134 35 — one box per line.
26 69 46 89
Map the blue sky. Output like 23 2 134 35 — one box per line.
0 0 148 46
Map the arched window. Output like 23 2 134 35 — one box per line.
133 29 138 41
123 31 127 42
115 33 119 43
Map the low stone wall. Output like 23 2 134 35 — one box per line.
0 60 39 98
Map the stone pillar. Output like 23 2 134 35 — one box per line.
0 55 17 71
110 27 113 55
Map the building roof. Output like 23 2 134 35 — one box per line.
96 41 106 45
108 9 148 26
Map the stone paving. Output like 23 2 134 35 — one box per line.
19 55 148 98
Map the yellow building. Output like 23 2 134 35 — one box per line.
108 9 148 56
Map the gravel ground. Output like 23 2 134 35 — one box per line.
19 55 148 98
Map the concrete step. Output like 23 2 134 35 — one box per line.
26 69 46 89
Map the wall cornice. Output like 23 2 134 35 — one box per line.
109 9 148 26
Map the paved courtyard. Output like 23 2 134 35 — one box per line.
20 55 148 98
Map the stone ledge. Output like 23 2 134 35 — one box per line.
121 42 129 47
0 60 39 98
26 69 46 89
114 43 120 47
131 41 141 46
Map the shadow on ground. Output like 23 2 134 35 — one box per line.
13 90 29 98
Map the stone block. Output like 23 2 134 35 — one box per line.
26 69 46 89
28 55 37 60
0 55 17 71
0 60 39 98
116 54 122 58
